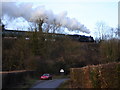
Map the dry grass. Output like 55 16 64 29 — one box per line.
57 79 70 89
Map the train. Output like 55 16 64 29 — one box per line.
2 25 94 42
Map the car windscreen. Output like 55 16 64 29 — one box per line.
43 74 49 76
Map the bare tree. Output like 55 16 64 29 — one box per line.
42 19 62 34
96 21 106 40
118 27 120 38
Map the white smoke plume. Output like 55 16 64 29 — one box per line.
1 2 90 33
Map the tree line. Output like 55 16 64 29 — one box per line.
2 20 120 75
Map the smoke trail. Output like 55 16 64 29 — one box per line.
2 2 90 33
2 2 33 20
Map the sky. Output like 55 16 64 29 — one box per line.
1 0 119 37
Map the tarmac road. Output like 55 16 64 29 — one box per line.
30 78 68 90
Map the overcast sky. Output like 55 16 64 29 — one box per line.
1 0 119 37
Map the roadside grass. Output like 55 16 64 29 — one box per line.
53 75 70 79
15 76 40 89
57 79 70 90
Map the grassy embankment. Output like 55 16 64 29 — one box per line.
57 80 70 89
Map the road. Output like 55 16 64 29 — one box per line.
30 78 68 90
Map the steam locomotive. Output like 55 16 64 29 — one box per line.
68 34 94 42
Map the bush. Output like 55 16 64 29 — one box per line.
100 39 120 63
70 62 120 88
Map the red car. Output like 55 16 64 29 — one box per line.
40 74 52 80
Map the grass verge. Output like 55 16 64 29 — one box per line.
57 79 70 90
14 77 40 89
53 75 70 79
